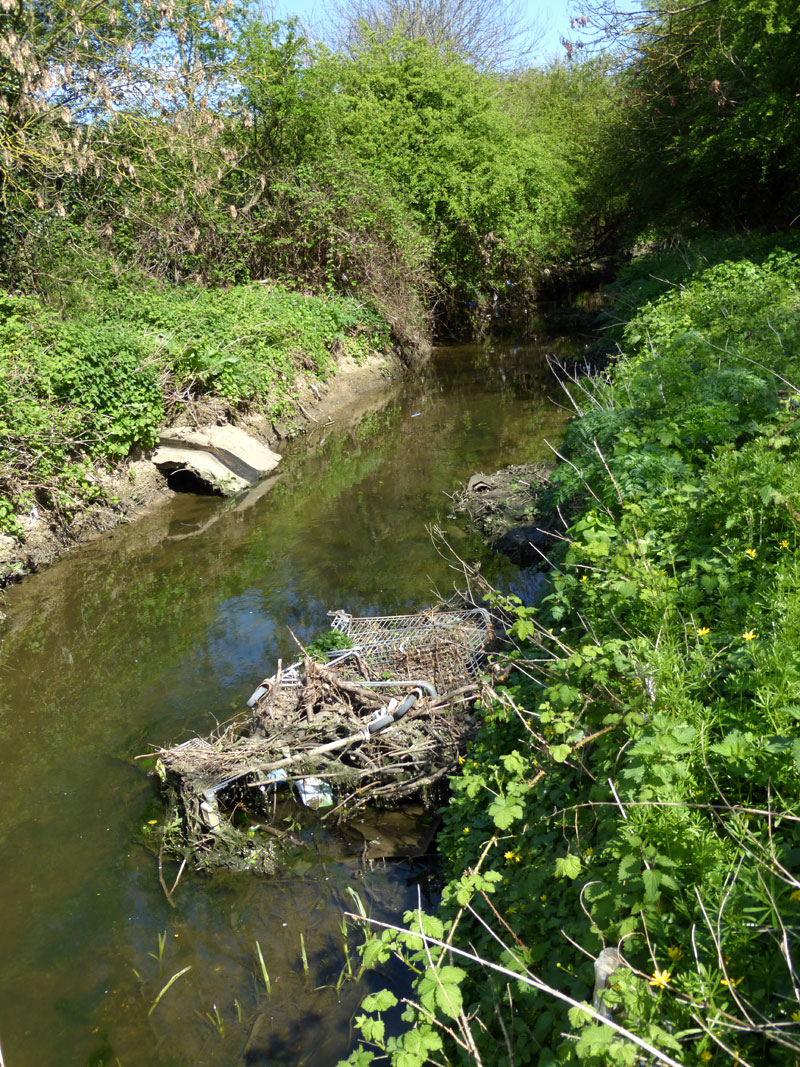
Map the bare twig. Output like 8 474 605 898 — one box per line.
347 913 685 1067
158 843 176 909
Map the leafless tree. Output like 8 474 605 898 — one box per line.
324 0 543 70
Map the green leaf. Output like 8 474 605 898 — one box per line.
361 989 398 1013
576 1024 615 1055
568 1002 592 1027
554 852 581 880
361 939 391 970
618 853 641 881
642 868 661 901
341 1048 376 1067
489 795 524 830
417 966 465 1020
502 750 526 774
357 1016 385 1044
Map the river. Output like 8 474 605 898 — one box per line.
0 335 578 1067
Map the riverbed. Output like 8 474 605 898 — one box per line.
0 336 577 1066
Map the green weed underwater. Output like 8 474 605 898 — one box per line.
341 243 800 1065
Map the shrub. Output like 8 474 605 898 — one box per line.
342 240 800 1066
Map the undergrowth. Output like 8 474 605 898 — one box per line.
0 275 390 537
341 241 800 1065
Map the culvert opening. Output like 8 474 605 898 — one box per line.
166 468 222 495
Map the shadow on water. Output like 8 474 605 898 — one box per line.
0 335 580 1066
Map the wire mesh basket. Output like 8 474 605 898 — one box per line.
247 606 492 707
328 607 491 678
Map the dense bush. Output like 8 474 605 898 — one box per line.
1 5 622 343
590 0 800 233
342 244 800 1065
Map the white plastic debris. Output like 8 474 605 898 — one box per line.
295 777 333 809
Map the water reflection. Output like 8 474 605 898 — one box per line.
0 338 576 1066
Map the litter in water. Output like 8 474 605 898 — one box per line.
147 601 495 871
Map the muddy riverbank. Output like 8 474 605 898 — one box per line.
0 351 403 588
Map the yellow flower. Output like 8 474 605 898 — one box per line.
700 1052 712 1063
504 850 515 860
745 548 757 559
720 976 742 988
579 575 588 583
648 968 672 989
463 827 470 834
147 819 158 825
457 755 465 765
667 945 684 961
742 630 756 641
696 627 710 637
780 540 790 550
540 893 547 902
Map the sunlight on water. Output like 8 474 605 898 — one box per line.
0 336 579 1066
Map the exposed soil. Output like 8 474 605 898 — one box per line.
0 350 403 589
452 463 559 567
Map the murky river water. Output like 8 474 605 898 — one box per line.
0 337 578 1066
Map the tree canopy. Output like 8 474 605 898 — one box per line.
324 0 539 70
578 0 800 227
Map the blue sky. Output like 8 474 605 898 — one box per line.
263 0 576 64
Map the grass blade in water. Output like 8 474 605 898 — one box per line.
148 966 192 1017
255 941 271 995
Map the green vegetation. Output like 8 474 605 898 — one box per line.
4 0 800 1058
0 3 616 541
592 0 800 231
343 243 800 1063
0 275 388 535
1 3 616 331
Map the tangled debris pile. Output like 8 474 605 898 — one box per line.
149 606 493 871
451 463 554 566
